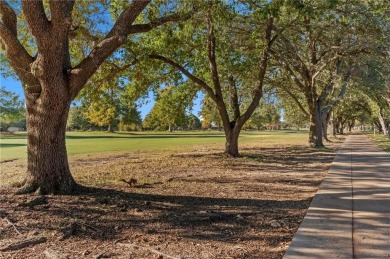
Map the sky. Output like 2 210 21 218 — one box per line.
0 74 202 119
0 1 204 119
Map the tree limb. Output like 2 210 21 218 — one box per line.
69 1 190 99
271 52 306 91
322 62 352 114
0 237 47 252
69 0 150 99
0 1 16 35
280 86 310 118
206 12 230 126
207 13 222 95
0 1 40 99
278 34 311 82
229 76 241 120
21 0 50 40
240 17 274 123
312 55 340 83
149 54 216 99
128 12 191 34
49 0 74 29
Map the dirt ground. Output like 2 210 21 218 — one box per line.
0 141 342 259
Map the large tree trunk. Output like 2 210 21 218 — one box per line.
0 0 152 196
322 111 332 142
18 83 78 195
378 111 388 135
224 128 240 157
308 100 324 147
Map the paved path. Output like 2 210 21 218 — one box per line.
283 134 390 259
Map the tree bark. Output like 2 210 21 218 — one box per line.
378 110 387 135
308 99 324 147
18 85 78 194
224 127 240 157
323 110 332 142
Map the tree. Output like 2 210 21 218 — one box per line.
270 0 386 147
351 58 390 134
83 78 120 132
118 104 142 131
0 86 25 124
199 94 223 129
279 92 309 130
184 113 201 130
244 99 281 130
0 0 187 194
143 84 196 131
66 105 100 131
145 0 286 156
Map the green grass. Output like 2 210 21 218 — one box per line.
0 130 309 161
370 133 390 153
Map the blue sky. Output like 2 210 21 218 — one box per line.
0 74 202 119
0 1 204 119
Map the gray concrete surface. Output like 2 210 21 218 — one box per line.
283 134 390 259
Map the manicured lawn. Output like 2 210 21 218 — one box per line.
0 130 309 161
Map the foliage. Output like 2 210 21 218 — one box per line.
118 104 142 131
281 96 309 130
244 101 281 130
0 87 25 124
143 84 197 131
67 106 101 131
268 0 390 145
200 95 222 129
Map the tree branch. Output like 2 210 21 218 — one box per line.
0 2 40 99
68 1 190 100
49 0 75 29
21 0 50 40
312 55 340 83
270 50 306 91
0 1 16 35
149 54 216 99
322 62 352 114
229 76 241 120
128 12 191 34
206 12 231 127
240 17 274 123
69 0 150 99
318 60 340 105
280 86 310 118
207 13 222 95
90 59 138 87
278 34 311 82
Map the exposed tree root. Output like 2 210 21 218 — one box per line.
15 180 83 195
15 181 39 195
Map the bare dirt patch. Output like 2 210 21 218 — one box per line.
0 141 342 259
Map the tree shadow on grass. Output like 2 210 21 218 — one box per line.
0 143 27 148
4 186 310 245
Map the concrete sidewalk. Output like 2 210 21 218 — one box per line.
283 134 390 259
